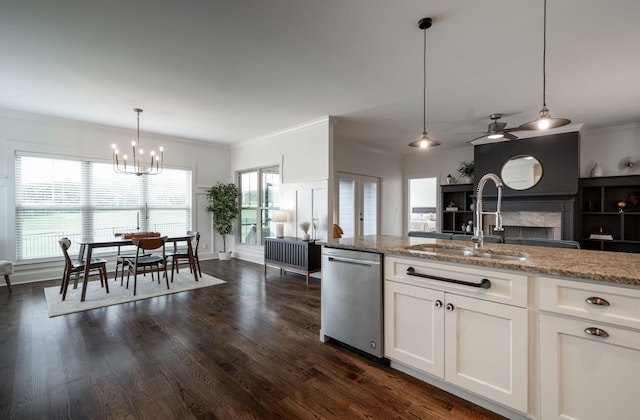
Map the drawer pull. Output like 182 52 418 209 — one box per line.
434 300 443 308
406 267 491 289
585 296 610 306
446 303 455 311
584 327 609 338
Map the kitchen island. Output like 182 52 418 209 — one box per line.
319 235 640 420
321 234 640 286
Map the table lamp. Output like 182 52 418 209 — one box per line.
272 210 288 238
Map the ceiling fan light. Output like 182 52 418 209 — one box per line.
409 131 441 148
487 133 504 139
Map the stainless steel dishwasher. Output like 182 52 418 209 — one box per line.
321 247 383 358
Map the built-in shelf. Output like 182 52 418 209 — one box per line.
577 175 640 253
441 184 474 234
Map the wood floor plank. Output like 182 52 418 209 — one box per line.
0 259 507 419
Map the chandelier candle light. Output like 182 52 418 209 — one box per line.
112 108 164 176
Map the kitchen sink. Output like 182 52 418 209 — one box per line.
404 244 529 261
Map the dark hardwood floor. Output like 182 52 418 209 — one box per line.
0 259 506 419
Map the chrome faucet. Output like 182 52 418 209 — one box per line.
471 173 504 249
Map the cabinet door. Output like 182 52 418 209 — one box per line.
540 314 640 420
384 280 445 377
444 294 528 412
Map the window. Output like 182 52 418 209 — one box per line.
15 154 192 262
238 166 280 246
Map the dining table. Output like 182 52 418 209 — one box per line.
76 233 198 301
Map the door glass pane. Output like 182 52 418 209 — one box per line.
362 180 377 235
338 178 355 237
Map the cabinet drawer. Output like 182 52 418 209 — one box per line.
539 276 640 330
540 314 640 420
385 256 528 307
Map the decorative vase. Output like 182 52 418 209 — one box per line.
302 233 311 241
590 162 603 177
460 176 472 184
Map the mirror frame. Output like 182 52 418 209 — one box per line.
501 155 543 191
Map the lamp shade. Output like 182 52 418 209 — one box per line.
272 210 288 223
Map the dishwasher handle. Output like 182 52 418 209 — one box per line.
406 267 491 289
327 256 379 268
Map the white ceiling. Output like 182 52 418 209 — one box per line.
1 0 639 155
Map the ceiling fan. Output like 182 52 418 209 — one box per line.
467 114 519 144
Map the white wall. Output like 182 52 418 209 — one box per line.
580 123 640 177
0 108 230 284
229 117 332 264
332 139 404 236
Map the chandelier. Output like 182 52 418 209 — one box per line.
111 108 164 175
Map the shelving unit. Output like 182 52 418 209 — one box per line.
577 175 640 253
441 184 475 234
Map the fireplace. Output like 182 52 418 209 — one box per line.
488 211 562 240
480 197 574 240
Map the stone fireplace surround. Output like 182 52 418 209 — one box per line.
479 196 575 240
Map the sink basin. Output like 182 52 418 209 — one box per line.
404 244 529 261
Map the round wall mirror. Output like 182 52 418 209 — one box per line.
501 155 543 190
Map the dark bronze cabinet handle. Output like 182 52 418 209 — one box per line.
406 267 491 289
446 303 455 311
434 300 442 308
584 327 609 338
585 296 610 306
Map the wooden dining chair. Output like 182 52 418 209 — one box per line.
113 232 155 285
167 231 201 283
58 238 109 301
126 236 169 296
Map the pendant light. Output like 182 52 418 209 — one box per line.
409 17 440 148
519 0 570 131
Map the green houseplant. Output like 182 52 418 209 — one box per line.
457 160 474 183
206 182 240 260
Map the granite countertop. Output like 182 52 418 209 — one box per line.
319 235 640 287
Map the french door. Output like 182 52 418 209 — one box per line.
337 172 380 237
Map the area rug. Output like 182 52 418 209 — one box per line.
44 272 226 317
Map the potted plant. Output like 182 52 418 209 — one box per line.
457 160 474 183
206 182 240 260
300 221 311 241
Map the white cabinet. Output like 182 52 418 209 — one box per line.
384 280 444 376
539 276 640 420
384 256 529 413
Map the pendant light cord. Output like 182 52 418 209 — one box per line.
422 26 427 131
542 0 547 107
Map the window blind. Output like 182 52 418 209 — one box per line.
15 154 192 262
